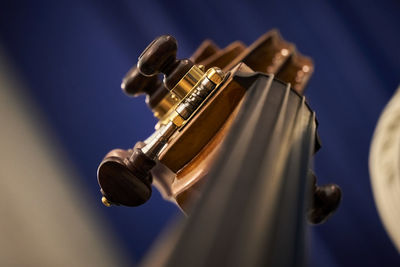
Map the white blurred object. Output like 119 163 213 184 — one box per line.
370 86 400 253
0 49 128 266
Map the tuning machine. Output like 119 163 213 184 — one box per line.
98 35 226 207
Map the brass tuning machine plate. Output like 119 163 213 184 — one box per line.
156 65 227 129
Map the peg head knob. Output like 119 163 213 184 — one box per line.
121 66 169 109
121 66 160 97
138 35 178 76
309 184 342 224
308 173 342 224
138 35 194 89
97 146 155 207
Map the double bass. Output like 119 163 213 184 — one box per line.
97 30 341 266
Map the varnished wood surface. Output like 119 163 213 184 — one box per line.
190 39 220 63
240 30 294 74
223 30 313 94
153 31 315 211
158 63 252 172
224 30 285 71
200 41 246 70
276 52 313 94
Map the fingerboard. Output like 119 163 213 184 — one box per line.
154 73 318 267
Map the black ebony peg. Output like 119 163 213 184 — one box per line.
308 172 342 224
121 66 170 109
97 143 155 207
138 35 194 90
122 66 160 97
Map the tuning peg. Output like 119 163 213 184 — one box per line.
121 66 160 97
97 120 179 207
97 144 155 207
308 172 342 224
138 35 194 90
121 66 171 110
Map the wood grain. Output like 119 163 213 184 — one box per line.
158 63 252 172
153 31 315 211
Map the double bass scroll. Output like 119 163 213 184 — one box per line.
97 31 341 225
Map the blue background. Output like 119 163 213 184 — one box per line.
0 0 399 266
